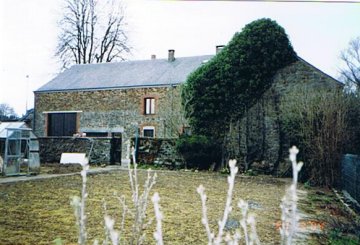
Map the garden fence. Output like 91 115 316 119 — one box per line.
342 154 360 204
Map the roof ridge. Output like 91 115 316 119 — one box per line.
71 54 214 67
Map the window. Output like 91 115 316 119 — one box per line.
47 113 77 136
84 132 108 137
143 126 155 138
144 98 155 115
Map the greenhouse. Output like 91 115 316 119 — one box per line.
0 122 40 176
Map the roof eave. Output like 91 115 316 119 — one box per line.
34 82 183 94
296 56 344 86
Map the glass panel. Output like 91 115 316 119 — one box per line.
5 158 20 175
143 129 154 138
145 99 151 114
151 98 155 114
21 130 30 138
145 98 155 115
5 129 22 175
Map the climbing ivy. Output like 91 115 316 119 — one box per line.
182 18 297 139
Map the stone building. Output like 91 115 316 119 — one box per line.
34 50 211 164
34 48 341 167
226 58 342 173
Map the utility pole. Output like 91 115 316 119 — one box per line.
25 75 29 113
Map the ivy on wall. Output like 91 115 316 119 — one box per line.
182 18 297 139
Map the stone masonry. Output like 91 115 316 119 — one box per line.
34 58 341 170
34 86 183 163
134 137 184 168
230 59 341 173
38 137 111 164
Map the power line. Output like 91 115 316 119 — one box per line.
251 0 360 3
187 0 360 3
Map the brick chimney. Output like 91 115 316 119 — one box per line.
168 49 175 62
216 45 225 54
151 54 156 60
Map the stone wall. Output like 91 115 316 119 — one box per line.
34 86 184 161
38 137 111 164
134 137 184 169
229 59 342 173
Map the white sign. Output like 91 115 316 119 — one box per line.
60 153 88 165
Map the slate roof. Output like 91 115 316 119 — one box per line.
36 55 213 92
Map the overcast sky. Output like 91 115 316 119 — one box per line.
0 0 359 115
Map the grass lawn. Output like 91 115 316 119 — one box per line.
0 169 358 244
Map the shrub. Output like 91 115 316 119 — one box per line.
175 135 221 170
344 91 360 155
280 86 349 186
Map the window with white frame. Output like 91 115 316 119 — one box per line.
143 126 155 138
144 97 155 115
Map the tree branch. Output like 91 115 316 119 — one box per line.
56 0 130 69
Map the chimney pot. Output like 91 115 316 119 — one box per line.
151 54 156 60
168 49 175 62
216 45 225 54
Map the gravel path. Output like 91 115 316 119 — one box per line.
0 165 126 184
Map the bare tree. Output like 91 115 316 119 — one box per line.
280 86 348 186
340 36 360 88
0 103 17 121
56 0 130 69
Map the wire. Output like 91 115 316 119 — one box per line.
185 0 360 3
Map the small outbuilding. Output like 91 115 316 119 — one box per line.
0 122 40 176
